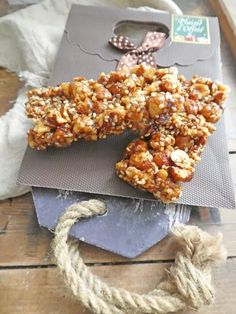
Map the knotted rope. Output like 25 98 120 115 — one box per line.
53 200 227 314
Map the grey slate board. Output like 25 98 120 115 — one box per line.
32 187 191 258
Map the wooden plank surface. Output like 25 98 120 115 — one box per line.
0 152 235 266
0 68 23 115
228 140 236 152
1 260 236 314
1 1 236 313
210 0 236 59
0 161 236 267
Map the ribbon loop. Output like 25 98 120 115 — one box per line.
109 35 135 51
109 31 166 70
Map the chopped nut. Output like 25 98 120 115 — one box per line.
160 74 179 92
169 167 194 182
143 67 155 82
130 152 153 170
200 103 222 123
61 82 70 98
153 150 172 168
147 94 166 118
54 112 68 124
95 86 112 100
33 121 50 134
126 140 148 156
174 135 192 150
190 83 210 99
156 169 168 180
171 149 190 168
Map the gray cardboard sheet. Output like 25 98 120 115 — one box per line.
18 5 235 209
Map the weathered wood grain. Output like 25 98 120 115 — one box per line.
0 153 236 266
228 140 236 153
210 0 236 59
1 259 236 314
0 2 236 313
0 192 181 265
0 68 23 116
0 0 9 17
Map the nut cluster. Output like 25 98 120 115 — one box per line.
26 64 229 203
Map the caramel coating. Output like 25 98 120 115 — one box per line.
25 65 229 203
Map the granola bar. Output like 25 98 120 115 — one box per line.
26 66 184 149
26 65 229 202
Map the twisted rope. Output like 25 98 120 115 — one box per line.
53 200 227 314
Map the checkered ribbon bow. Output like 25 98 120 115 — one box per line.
109 32 166 70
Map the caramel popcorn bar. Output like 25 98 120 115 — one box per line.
26 65 229 202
